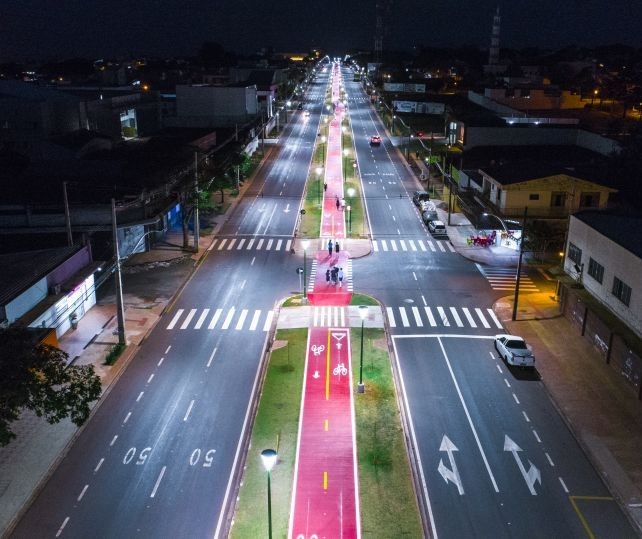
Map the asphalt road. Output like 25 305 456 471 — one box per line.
11 68 331 539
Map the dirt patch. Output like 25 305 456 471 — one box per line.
272 340 289 350
373 338 388 351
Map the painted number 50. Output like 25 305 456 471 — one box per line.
123 447 151 465
190 448 216 467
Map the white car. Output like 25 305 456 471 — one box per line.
494 334 536 368
428 220 446 235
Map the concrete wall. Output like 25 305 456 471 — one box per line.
5 277 47 323
47 246 92 287
464 126 577 149
565 217 642 339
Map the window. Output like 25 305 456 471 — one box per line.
612 277 632 307
580 192 600 208
587 257 604 284
529 193 540 200
568 243 582 264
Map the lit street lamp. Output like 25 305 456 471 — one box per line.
352 161 357 179
347 186 356 232
357 305 368 393
302 239 310 301
260 449 278 539
321 135 327 164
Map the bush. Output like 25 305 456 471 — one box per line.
104 343 125 365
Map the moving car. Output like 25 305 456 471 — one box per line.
369 135 382 146
303 110 310 117
494 334 536 368
428 220 447 235
412 190 430 207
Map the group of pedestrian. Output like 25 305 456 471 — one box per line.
327 239 340 257
335 196 346 211
325 266 344 287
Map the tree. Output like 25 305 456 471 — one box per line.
0 327 102 446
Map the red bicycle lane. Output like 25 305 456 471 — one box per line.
289 326 360 539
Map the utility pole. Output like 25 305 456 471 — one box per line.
193 152 200 253
111 199 126 345
512 206 528 321
63 181 73 247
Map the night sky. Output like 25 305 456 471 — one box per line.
2 0 642 61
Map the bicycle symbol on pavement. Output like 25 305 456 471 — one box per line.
311 345 325 356
332 363 348 376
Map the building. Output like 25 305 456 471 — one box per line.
564 211 642 340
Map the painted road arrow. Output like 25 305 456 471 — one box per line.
437 435 464 495
283 204 290 213
504 435 541 495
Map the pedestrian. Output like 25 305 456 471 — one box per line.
341 198 346 211
338 267 344 288
331 267 338 285
326 269 331 286
336 197 340 211
327 239 333 257
335 241 340 254
324 182 328 192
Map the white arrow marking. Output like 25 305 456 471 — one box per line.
257 204 266 213
504 435 541 495
437 435 464 495
283 204 290 213
332 332 346 342
312 370 320 379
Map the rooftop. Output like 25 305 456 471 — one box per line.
573 211 642 260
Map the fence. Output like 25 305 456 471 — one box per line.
560 284 642 399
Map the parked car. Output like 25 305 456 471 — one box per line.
422 210 438 224
412 190 430 207
428 220 447 235
494 335 536 368
369 135 382 146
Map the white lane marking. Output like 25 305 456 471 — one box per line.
136 391 144 402
157 357 164 367
150 466 167 498
249 310 261 331
475 308 491 328
392 215 396 222
276 239 283 250
427 241 436 252
424 307 437 326
227 238 236 250
513 393 520 404
166 309 184 330
437 242 446 252
237 238 246 249
194 309 210 330
235 309 249 330
490 352 496 359
400 239 406 250
412 271 418 281
399 307 410 327
263 310 274 331
391 240 398 251
184 400 195 421
206 347 217 368
56 517 70 537
180 308 197 329
409 240 417 251
381 240 389 251
397 228 401 235
208 308 223 329
251 256 256 266
436 306 450 326
418 241 427 252
487 309 503 329
449 307 464 327
521 411 530 423
218 238 228 250
386 307 396 327
496 364 503 374
373 240 379 252
208 239 217 251
421 295 427 306
247 238 255 249
546 453 555 467
240 279 246 290
110 435 118 447
123 412 131 424
165 345 171 354
533 429 542 443
147 374 154 384
559 477 569 493
286 240 292 251
504 378 511 388
77 485 89 502
257 238 265 250
411 306 423 327
94 458 104 472
266 239 274 250
437 337 499 492
462 308 477 328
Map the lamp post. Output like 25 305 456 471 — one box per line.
321 135 327 165
392 114 396 136
316 166 323 205
512 206 528 321
352 161 357 179
357 305 368 393
343 149 349 181
302 239 310 302
482 211 509 240
347 187 355 236
260 449 278 539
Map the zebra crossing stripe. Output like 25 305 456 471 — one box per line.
391 240 398 252
437 242 446 252
475 308 491 328
409 240 417 251
313 307 319 326
181 309 197 330
221 308 235 330
208 308 223 329
249 310 261 331
276 239 283 250
411 306 423 327
263 310 274 331
446 242 456 252
235 309 248 330
399 307 410 327
247 238 255 249
340 307 345 327
436 306 450 326
424 307 437 326
194 308 210 329
227 239 236 250
487 309 503 329
218 238 228 250
167 309 184 330
418 241 427 252
386 307 396 327
428 241 436 252
462 307 477 328
400 240 407 251
266 239 274 250
382 241 389 252
208 239 218 251
257 239 265 250
286 240 292 252
373 240 379 252
237 238 246 250
449 307 464 327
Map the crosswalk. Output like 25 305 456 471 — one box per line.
312 306 348 327
208 237 292 253
309 260 354 291
372 238 455 253
475 264 540 292
166 307 274 332
385 305 503 330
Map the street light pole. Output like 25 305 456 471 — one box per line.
111 198 126 345
316 166 323 206
512 206 528 321
358 305 368 393
302 240 310 301
260 449 277 539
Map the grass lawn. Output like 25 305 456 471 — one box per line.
230 328 308 539
353 329 423 538
350 293 379 306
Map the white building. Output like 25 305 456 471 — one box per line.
565 211 642 339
